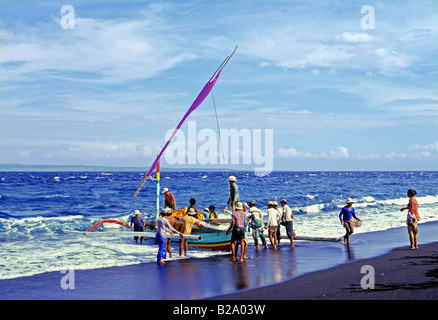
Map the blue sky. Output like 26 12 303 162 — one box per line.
1 0 437 171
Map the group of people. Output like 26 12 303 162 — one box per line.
225 176 297 262
225 199 295 262
131 175 421 263
152 206 198 264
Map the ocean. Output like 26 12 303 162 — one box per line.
1 170 437 280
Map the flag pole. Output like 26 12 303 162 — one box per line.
155 156 160 221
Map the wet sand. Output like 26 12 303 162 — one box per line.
212 241 438 300
1 221 437 300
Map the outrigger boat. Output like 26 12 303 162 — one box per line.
77 46 343 247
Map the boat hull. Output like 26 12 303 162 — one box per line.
145 218 232 250
185 231 231 250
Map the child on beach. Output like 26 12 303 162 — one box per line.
400 189 420 250
156 209 183 264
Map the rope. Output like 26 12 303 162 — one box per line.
211 90 231 199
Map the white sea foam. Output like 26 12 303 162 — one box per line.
1 193 437 280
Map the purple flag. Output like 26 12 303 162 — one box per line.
134 46 237 197
134 71 222 197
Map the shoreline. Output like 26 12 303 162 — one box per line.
1 221 437 300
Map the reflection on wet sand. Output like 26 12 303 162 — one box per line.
153 245 305 299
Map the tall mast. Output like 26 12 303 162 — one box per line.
155 156 160 220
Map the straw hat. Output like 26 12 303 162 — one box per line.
346 198 354 204
160 208 171 216
250 207 261 213
272 201 278 206
234 202 243 210
187 208 197 216
228 176 237 182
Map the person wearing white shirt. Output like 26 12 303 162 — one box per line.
265 201 281 249
280 199 295 247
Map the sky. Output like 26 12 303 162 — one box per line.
0 0 437 172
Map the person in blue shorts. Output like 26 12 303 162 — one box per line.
156 209 183 264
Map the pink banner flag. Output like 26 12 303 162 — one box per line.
134 47 237 197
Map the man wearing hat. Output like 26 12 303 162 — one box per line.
163 188 176 210
247 201 268 250
280 199 295 247
227 176 239 210
179 208 197 257
156 208 183 264
130 209 145 244
272 201 283 245
266 201 281 249
226 202 246 262
339 198 361 245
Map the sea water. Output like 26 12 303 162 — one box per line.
0 171 437 279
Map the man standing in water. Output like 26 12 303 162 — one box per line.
227 176 239 210
226 202 246 262
339 198 361 245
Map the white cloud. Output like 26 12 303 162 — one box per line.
355 143 437 160
335 32 374 43
45 141 155 161
280 143 437 162
1 14 196 83
328 146 350 159
372 48 417 74
409 142 438 152
278 148 316 159
278 146 349 159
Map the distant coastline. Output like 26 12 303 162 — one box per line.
0 163 241 172
1 163 436 173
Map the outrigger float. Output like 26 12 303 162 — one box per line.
69 47 343 248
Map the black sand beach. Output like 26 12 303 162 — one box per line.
213 241 438 300
1 221 437 300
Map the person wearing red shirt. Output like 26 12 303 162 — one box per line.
400 189 420 250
